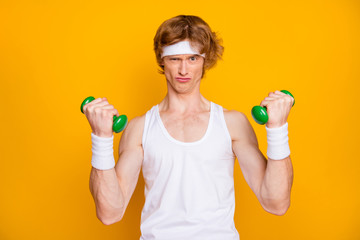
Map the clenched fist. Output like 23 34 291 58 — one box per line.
82 97 120 137
260 90 295 128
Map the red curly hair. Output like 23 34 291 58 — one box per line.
154 15 224 78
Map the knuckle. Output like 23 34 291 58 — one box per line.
101 109 108 115
87 105 94 112
94 107 102 114
104 109 113 116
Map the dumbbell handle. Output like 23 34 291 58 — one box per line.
251 90 295 125
81 96 128 133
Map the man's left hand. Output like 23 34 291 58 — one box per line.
260 90 295 128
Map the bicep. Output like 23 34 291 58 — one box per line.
226 111 267 199
114 116 144 211
233 140 267 199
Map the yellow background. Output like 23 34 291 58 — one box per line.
1 0 359 239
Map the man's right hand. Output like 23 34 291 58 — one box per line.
82 97 119 138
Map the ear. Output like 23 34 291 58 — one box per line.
160 59 164 68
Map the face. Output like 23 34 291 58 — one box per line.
161 54 204 94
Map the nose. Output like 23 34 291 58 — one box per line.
178 60 188 76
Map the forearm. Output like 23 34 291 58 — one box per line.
260 156 293 215
89 167 125 224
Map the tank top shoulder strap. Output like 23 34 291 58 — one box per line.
211 102 233 145
142 105 157 149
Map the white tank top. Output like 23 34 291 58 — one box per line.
140 102 240 240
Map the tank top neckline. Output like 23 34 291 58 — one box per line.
155 102 215 146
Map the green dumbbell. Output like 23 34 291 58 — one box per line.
251 90 295 125
81 96 128 133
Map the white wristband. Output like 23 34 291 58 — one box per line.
265 122 290 160
91 133 115 170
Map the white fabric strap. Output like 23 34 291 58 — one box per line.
266 122 290 160
161 40 205 58
91 133 115 170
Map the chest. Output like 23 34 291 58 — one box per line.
159 112 210 142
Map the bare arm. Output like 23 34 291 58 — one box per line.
225 110 293 215
89 115 145 225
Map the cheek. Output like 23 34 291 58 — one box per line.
193 65 204 76
164 66 176 79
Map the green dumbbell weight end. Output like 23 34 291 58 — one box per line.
81 96 128 133
251 90 295 125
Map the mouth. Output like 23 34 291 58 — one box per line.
176 77 191 83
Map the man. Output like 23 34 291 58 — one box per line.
83 15 294 240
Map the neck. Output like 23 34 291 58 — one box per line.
159 84 210 114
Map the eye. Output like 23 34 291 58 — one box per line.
170 57 179 61
189 56 197 61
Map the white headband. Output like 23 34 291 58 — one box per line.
161 41 205 58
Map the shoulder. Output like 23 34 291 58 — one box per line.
223 108 248 124
223 108 249 134
119 113 146 147
222 108 257 143
124 104 157 137
125 113 146 135
127 114 146 130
